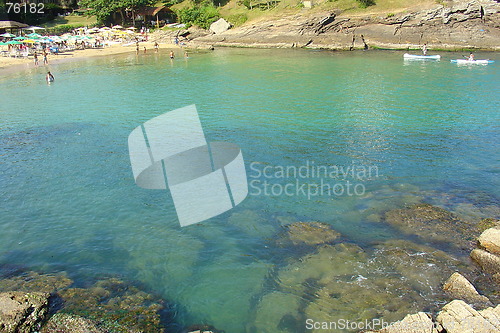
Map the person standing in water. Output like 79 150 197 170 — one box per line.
154 42 159 52
422 43 428 56
34 52 39 66
43 50 48 65
46 71 54 83
169 51 175 59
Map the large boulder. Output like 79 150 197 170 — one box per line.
478 227 500 255
436 300 500 333
210 18 231 34
0 291 49 333
442 272 492 309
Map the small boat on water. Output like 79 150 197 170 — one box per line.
403 53 441 60
451 59 495 65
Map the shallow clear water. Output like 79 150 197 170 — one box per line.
0 49 499 332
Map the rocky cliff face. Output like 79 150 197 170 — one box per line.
192 0 500 50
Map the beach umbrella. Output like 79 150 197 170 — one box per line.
126 27 136 30
27 33 42 38
112 25 123 29
6 40 23 44
0 33 15 38
0 42 7 45
23 39 36 43
13 36 27 40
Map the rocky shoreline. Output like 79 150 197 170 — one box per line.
154 0 500 51
0 199 498 332
366 222 500 333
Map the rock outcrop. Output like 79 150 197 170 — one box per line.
436 300 500 333
471 226 500 275
374 300 500 333
478 227 500 255
0 291 49 333
191 0 500 50
442 272 492 308
378 312 437 333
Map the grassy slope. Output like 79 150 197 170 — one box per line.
42 15 97 28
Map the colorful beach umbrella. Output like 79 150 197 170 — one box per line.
23 39 36 43
6 41 23 44
0 42 7 45
0 33 15 38
13 36 27 40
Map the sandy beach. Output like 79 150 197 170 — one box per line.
0 41 182 74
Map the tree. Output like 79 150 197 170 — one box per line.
78 0 156 25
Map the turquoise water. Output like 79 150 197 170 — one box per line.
0 49 499 332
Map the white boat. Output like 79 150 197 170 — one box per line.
403 53 441 60
451 59 494 64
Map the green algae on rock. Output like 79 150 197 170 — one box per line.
277 243 367 293
58 278 164 333
0 271 72 294
41 313 106 333
249 291 302 333
383 203 476 248
276 222 341 247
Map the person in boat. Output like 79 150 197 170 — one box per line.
46 71 54 82
422 43 428 56
468 52 475 61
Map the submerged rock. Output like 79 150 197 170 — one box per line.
41 313 105 333
250 291 302 333
0 271 72 294
277 243 367 293
276 222 341 247
59 278 164 333
257 238 464 332
384 203 475 248
443 272 492 309
370 240 466 298
0 291 49 333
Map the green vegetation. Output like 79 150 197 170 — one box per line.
356 0 375 8
77 0 156 24
175 0 220 29
226 13 248 26
42 14 98 34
